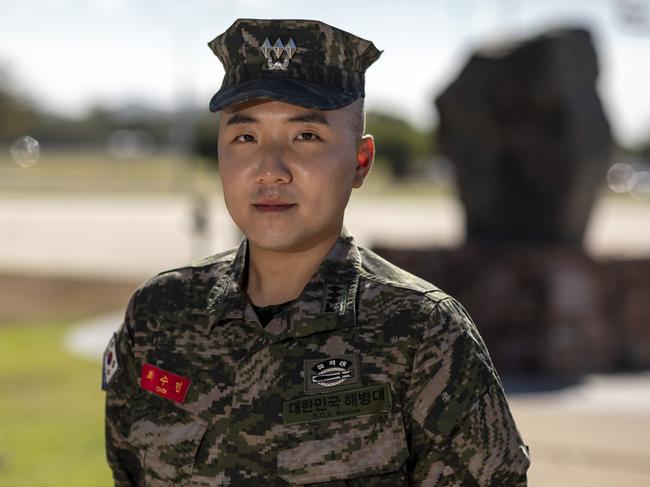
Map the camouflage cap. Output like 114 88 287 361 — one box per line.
207 18 382 112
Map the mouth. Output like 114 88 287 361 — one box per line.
253 203 297 213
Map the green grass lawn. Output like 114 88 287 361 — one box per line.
0 322 113 486
0 151 218 194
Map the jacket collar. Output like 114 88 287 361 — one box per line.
206 226 361 340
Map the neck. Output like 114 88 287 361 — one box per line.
245 232 340 307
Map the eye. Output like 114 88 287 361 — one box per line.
295 132 320 142
234 134 255 143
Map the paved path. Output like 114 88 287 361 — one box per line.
509 375 650 486
1 194 648 280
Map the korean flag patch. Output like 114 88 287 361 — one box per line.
102 332 120 391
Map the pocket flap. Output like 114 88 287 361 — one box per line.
128 392 208 484
277 412 408 485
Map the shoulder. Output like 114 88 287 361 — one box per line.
155 246 237 280
355 244 491 355
150 246 236 285
357 244 449 304
355 245 463 335
129 246 238 314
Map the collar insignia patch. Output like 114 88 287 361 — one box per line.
101 332 120 391
260 37 297 71
322 283 348 315
304 353 361 393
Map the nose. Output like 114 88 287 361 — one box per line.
255 146 292 184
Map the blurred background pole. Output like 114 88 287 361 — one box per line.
169 6 212 261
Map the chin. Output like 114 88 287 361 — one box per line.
245 228 303 252
248 237 304 253
238 216 341 254
247 226 336 254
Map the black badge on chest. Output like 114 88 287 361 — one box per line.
304 353 361 393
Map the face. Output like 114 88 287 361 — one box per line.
217 98 373 254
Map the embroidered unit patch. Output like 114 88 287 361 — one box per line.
304 353 360 393
140 363 191 404
101 332 120 391
283 383 392 425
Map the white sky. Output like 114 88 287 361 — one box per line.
1 0 649 145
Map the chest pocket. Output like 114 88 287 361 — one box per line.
276 411 409 486
128 390 208 487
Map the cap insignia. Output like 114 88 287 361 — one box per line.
261 37 297 71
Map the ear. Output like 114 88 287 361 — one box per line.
353 135 375 188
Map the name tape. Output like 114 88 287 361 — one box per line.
283 383 391 425
140 363 191 404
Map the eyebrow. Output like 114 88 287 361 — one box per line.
288 112 329 125
225 113 257 126
225 111 330 126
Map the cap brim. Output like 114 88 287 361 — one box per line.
209 77 360 112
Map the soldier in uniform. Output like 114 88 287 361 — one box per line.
103 18 530 486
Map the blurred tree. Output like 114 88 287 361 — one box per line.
633 138 650 162
0 66 39 142
25 104 171 149
365 110 436 179
193 111 219 162
617 136 650 163
0 60 439 177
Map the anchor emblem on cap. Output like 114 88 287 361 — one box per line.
260 37 297 71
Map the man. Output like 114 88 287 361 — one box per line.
103 18 530 486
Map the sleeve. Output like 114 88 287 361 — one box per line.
404 297 530 486
104 289 145 486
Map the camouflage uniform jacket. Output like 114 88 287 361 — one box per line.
104 228 530 486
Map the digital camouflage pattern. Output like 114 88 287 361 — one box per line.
105 228 530 486
207 19 382 112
